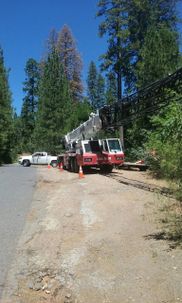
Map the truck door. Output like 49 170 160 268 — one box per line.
37 152 47 164
32 152 39 164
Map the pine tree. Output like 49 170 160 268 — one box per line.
97 0 180 94
47 28 58 54
87 61 106 111
97 0 130 100
57 25 83 101
87 61 106 110
20 58 39 152
124 0 180 153
12 113 23 154
136 24 180 87
74 97 92 126
97 73 106 109
0 47 13 164
127 0 180 88
105 72 118 105
34 48 73 153
87 61 98 110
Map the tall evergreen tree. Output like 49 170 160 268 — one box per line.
57 25 83 101
87 61 106 110
34 48 72 153
97 0 180 94
97 0 130 100
105 72 118 105
47 28 58 54
87 61 98 110
97 73 106 109
136 24 180 87
128 0 179 86
20 58 39 152
124 0 180 153
0 47 13 164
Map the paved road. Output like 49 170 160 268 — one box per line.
0 164 37 297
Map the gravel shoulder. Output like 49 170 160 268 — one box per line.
1 167 182 303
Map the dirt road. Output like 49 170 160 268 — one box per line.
1 167 182 303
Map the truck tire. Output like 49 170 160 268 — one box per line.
67 159 71 171
100 165 113 174
22 160 31 167
139 166 147 171
74 158 79 173
70 158 75 172
51 160 57 168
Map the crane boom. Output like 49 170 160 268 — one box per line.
99 67 182 128
64 67 182 149
64 112 102 148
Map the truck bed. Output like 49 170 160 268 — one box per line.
120 162 149 171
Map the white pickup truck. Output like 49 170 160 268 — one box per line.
18 152 58 167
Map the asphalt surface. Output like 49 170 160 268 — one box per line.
0 164 37 298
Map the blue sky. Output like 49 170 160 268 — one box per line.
0 0 106 114
0 1 182 115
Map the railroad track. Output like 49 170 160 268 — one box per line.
104 170 173 198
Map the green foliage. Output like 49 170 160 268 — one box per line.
74 98 92 125
136 25 180 87
105 72 118 105
87 61 98 109
124 146 147 162
66 97 92 131
34 48 73 154
97 0 130 99
155 197 182 248
87 61 106 110
20 58 39 152
97 0 180 94
97 73 106 108
146 98 182 200
125 121 149 147
0 47 14 164
12 113 23 155
121 0 180 167
127 0 179 89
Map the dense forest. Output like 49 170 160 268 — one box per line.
0 0 182 200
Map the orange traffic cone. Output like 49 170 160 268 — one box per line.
48 163 51 169
60 162 63 171
79 166 84 178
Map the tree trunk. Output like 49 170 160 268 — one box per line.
117 72 122 101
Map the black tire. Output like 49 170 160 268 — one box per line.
22 160 31 167
70 158 75 172
139 166 147 171
51 161 57 168
74 158 79 173
67 159 71 171
100 164 113 173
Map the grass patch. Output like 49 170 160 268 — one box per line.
158 198 182 248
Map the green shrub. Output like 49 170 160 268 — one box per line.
146 100 182 200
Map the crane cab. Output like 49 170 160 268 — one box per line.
99 138 124 167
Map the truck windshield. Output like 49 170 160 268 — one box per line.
84 143 91 153
108 139 121 152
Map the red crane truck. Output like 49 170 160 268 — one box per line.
61 113 124 173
